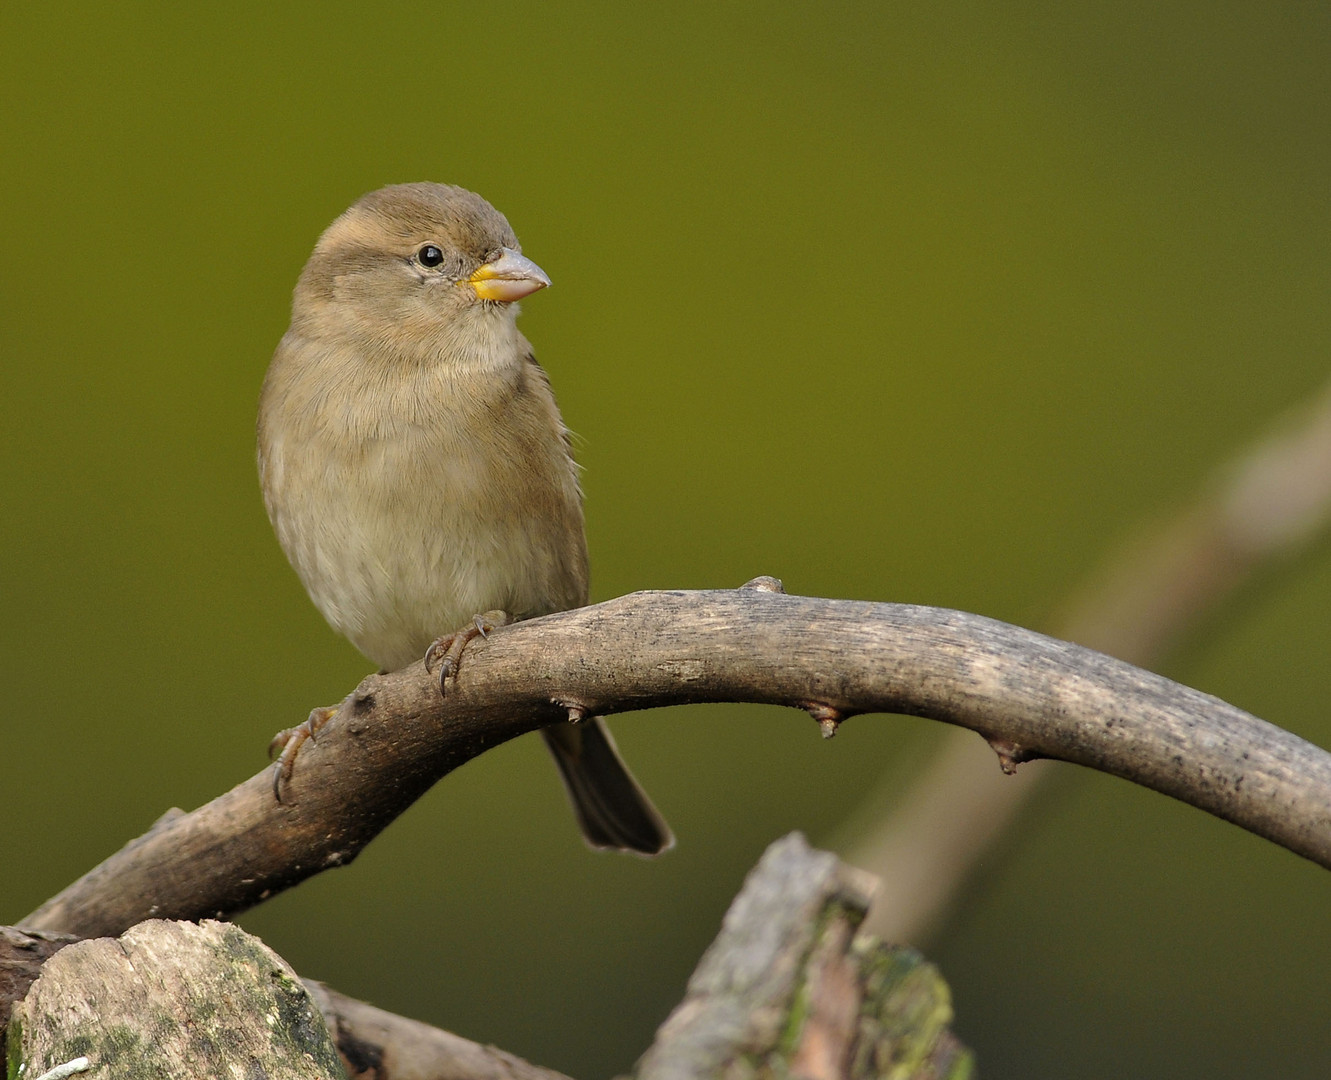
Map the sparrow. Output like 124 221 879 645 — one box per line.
257 182 672 855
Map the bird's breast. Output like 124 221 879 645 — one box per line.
259 352 587 671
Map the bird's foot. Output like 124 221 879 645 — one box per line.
269 704 337 802
424 610 510 694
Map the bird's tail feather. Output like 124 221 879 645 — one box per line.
541 719 673 856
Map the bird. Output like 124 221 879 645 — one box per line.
256 182 672 856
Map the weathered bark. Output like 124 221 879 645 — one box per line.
0 926 76 1043
635 833 972 1080
23 585 1331 940
1 924 574 1080
304 981 575 1080
7 920 343 1079
6 837 969 1080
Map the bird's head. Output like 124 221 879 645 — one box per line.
290 182 549 361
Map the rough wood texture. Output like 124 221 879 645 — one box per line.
7 920 344 1079
0 926 574 1080
23 586 1331 938
634 833 972 1080
8 837 969 1080
0 927 76 1043
305 981 574 1080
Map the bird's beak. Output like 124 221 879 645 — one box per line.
467 248 551 303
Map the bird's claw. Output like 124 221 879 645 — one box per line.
268 704 337 802
423 610 510 695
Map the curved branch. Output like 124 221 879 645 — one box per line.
851 374 1331 942
23 584 1331 937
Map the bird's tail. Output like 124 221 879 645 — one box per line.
541 719 673 856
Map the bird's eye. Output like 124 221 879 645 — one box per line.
417 245 445 268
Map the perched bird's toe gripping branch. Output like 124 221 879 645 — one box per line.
424 610 510 693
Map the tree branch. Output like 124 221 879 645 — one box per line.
634 833 971 1080
23 583 1331 937
303 980 576 1080
6 836 970 1080
850 374 1331 941
8 920 345 1079
0 925 577 1080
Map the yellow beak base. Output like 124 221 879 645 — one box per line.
468 248 551 303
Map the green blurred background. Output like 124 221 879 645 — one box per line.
4 2 1330 1076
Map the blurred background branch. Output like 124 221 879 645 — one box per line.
846 371 1331 943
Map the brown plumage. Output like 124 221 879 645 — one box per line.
258 183 671 855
